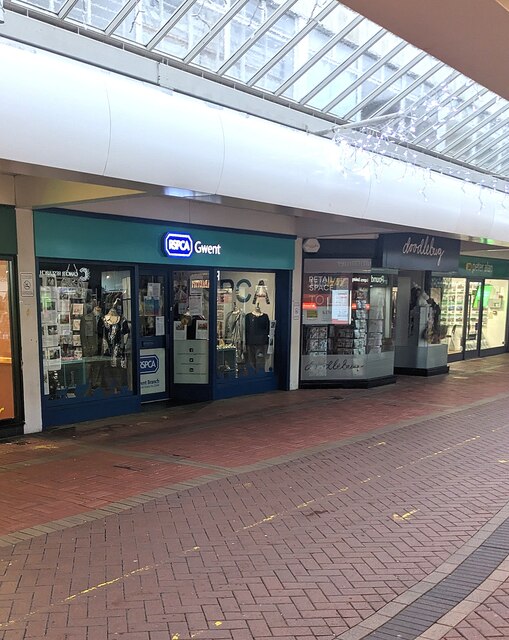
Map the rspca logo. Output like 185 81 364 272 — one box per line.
140 355 159 374
163 232 222 258
163 232 193 258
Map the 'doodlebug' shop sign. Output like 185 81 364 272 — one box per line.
381 233 460 272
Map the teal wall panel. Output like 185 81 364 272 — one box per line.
35 209 295 270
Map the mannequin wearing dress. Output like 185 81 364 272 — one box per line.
102 303 130 393
245 303 269 371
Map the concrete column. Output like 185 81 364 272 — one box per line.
289 238 303 390
16 208 42 433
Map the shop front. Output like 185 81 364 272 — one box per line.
35 209 294 427
299 232 463 386
300 239 396 388
0 206 23 434
434 256 509 361
381 232 461 376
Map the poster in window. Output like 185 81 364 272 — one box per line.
331 288 351 325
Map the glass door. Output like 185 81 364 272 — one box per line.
139 271 168 400
464 280 483 358
172 270 210 387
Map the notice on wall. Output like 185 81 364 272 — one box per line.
155 316 165 336
188 292 203 316
20 272 34 297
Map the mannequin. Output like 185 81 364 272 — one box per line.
253 280 270 305
245 303 270 371
225 302 245 361
102 299 130 393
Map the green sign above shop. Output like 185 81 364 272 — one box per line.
458 255 509 279
34 210 295 271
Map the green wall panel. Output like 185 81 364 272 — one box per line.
0 206 17 255
35 210 295 270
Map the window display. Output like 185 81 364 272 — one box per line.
0 260 15 420
139 275 165 337
301 263 394 381
39 263 133 401
439 277 466 355
173 271 210 384
216 271 276 379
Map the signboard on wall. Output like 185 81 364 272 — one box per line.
140 348 166 395
381 234 460 272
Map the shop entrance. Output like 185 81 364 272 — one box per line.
441 277 509 361
138 268 212 403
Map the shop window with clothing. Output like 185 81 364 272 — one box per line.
38 262 133 424
217 271 276 381
300 259 395 386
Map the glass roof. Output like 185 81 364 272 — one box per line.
6 0 509 178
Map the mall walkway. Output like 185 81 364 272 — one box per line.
1 356 509 639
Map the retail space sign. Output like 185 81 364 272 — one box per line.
302 274 351 325
140 348 166 395
381 233 460 272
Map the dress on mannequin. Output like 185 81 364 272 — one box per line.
245 304 269 371
102 303 130 393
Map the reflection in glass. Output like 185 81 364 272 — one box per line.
0 261 15 420
481 279 507 350
440 277 466 355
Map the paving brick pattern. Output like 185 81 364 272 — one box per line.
0 356 508 638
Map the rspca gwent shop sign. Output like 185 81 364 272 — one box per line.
163 232 222 258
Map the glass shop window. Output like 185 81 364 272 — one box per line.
481 279 508 350
216 271 276 380
39 263 133 402
0 260 15 420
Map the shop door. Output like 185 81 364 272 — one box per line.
171 269 212 402
138 271 169 401
464 280 483 359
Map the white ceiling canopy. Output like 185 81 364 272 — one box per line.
3 0 509 179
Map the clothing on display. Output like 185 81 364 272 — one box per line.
245 308 270 370
245 310 270 346
225 307 245 361
102 308 130 368
253 280 270 305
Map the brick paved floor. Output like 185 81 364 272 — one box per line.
0 356 509 638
